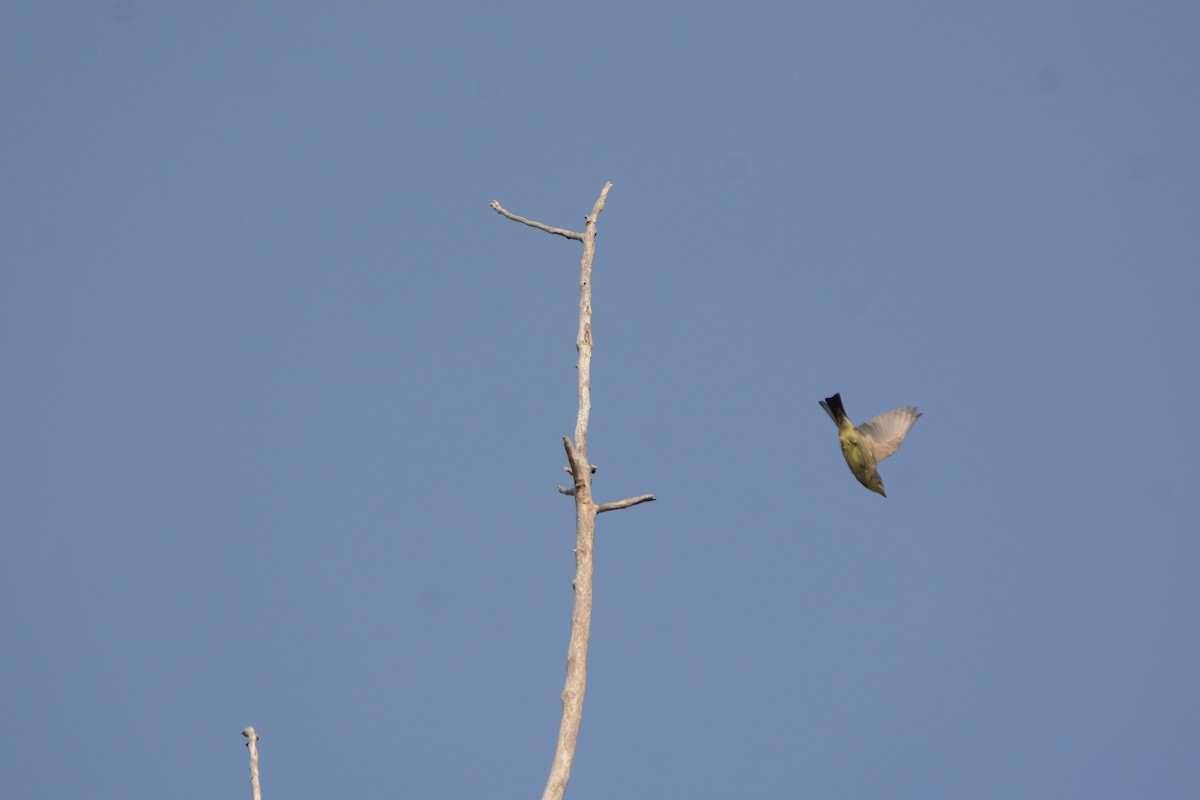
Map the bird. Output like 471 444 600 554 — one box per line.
819 393 922 497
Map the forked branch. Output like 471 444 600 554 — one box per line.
491 183 655 800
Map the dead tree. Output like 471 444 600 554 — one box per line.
491 183 655 800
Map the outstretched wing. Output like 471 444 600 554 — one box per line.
858 406 922 462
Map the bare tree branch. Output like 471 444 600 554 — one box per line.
490 200 582 241
595 495 656 514
241 727 262 800
493 182 653 800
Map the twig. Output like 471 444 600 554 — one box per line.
242 727 262 800
596 495 656 514
490 200 582 241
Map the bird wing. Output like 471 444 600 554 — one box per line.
858 406 922 462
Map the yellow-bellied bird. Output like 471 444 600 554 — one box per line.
819 393 922 497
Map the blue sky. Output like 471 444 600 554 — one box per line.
3 2 1198 797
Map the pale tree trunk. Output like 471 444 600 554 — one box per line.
491 183 655 800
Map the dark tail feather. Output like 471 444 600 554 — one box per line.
820 392 846 424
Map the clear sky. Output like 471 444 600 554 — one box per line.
3 3 1198 798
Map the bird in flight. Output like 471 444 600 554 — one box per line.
819 393 922 497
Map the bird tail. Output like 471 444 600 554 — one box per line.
820 393 847 424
